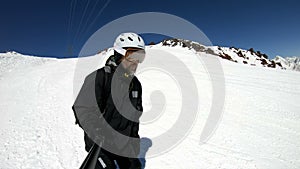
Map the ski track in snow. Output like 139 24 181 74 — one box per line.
0 48 300 169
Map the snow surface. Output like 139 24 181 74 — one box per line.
0 46 299 169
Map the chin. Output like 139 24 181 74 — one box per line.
129 69 136 75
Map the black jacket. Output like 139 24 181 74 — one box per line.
72 56 143 156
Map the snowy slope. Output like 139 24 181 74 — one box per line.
0 45 299 169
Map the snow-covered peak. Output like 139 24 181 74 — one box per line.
274 55 290 67
1 51 23 56
274 55 300 71
274 55 287 62
286 56 300 63
158 38 218 55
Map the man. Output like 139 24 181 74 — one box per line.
72 32 146 169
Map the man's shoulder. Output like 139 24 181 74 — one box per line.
84 67 107 81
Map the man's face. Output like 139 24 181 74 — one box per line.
121 49 145 75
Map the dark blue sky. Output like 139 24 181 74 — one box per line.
0 0 299 58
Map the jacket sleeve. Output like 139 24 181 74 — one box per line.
72 69 105 138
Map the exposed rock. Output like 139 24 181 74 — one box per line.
249 48 255 55
262 54 268 59
261 59 268 65
236 51 245 58
219 53 234 61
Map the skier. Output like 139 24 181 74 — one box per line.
72 32 146 169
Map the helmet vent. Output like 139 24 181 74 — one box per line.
120 38 124 42
128 37 133 41
138 37 141 41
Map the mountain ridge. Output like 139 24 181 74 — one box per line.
158 38 300 72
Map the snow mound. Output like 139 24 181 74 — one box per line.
0 51 57 78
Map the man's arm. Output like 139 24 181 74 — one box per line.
72 69 105 141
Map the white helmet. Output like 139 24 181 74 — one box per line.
113 32 145 56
